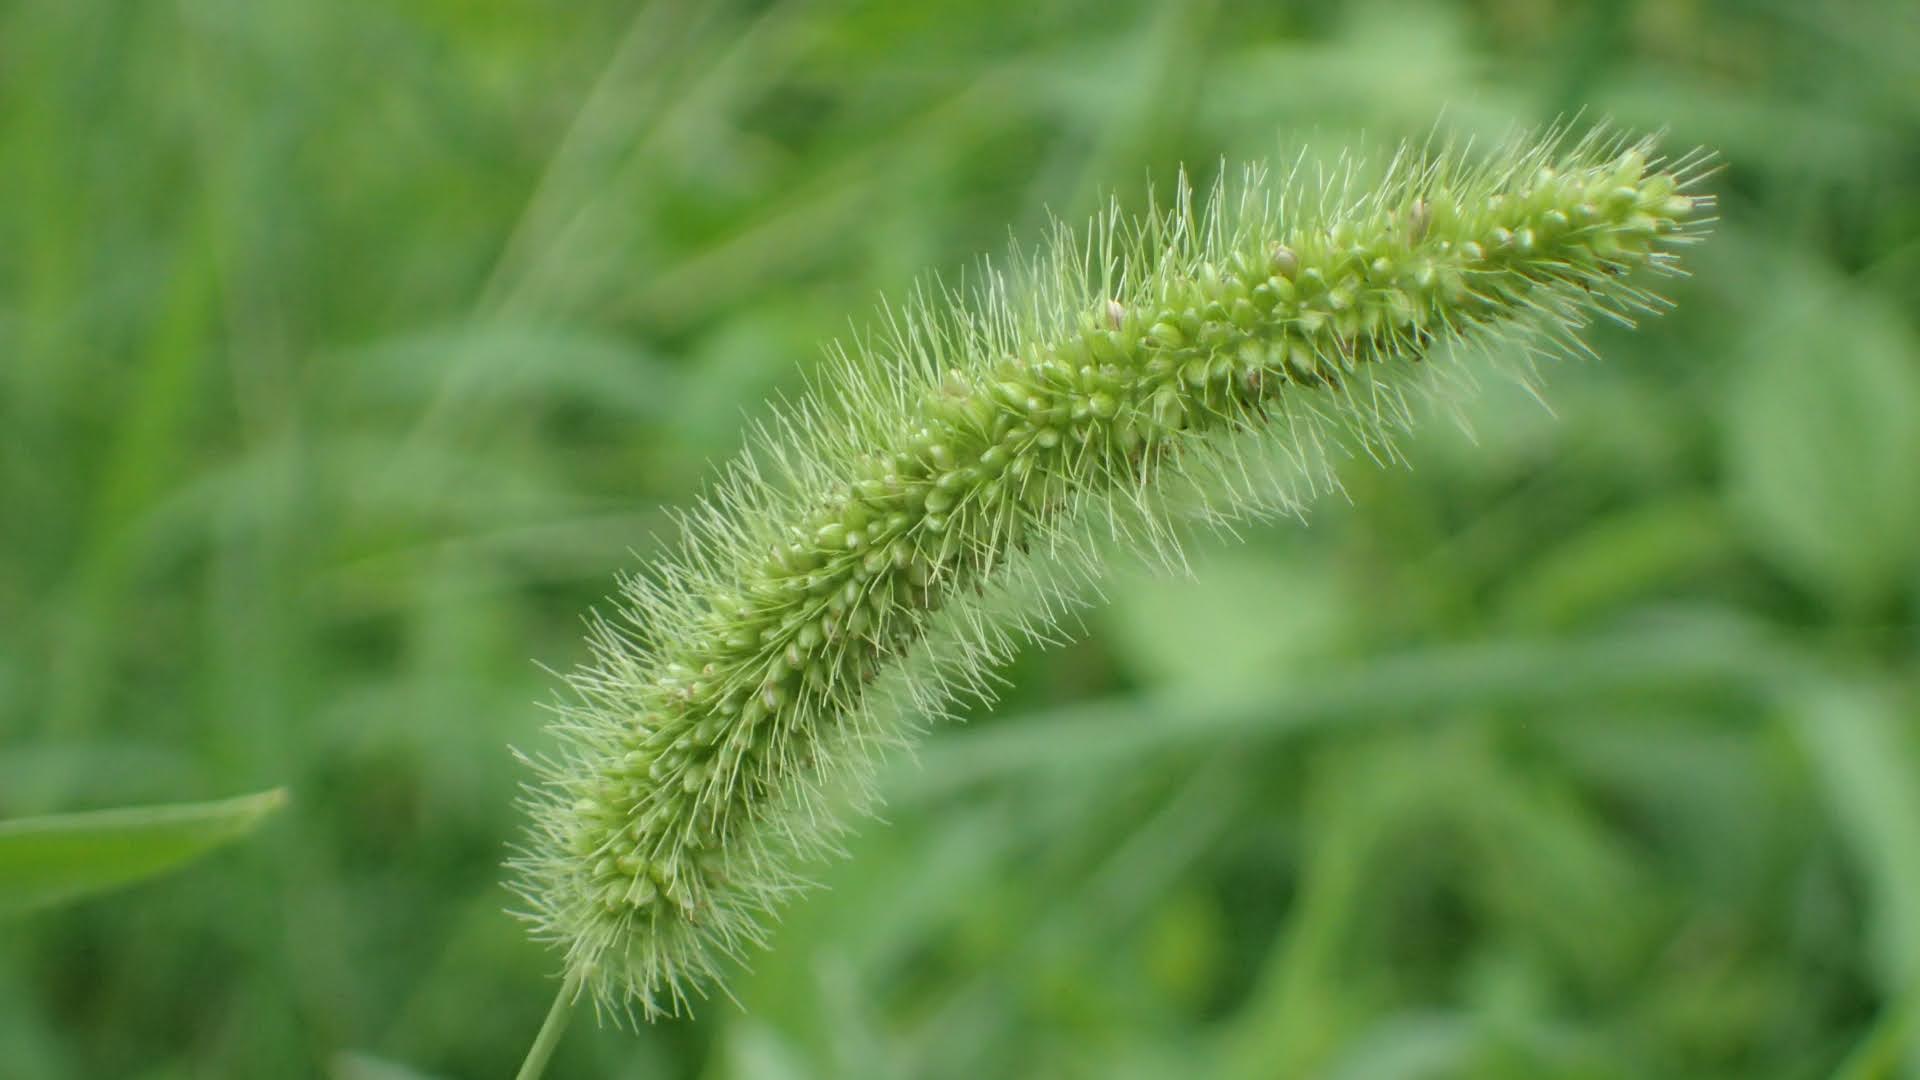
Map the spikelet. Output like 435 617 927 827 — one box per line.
510 124 1715 1018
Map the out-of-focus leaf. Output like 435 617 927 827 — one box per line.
0 789 287 919
1792 683 1920 989
1322 1014 1473 1080
1099 541 1349 687
1724 274 1920 608
330 1051 447 1080
336 321 672 420
1497 498 1735 629
1832 985 1920 1080
722 1021 814 1080
906 624 1781 798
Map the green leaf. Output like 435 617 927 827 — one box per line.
0 788 288 919
1099 540 1349 688
1723 270 1920 609
1791 684 1920 988
904 624 1781 798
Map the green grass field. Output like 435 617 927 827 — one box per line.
3 1 1918 1076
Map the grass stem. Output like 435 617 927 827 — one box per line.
515 971 580 1080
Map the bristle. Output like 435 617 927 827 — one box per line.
509 125 1714 1019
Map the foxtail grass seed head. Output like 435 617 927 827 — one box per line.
511 125 1714 1019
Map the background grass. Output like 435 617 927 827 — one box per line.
2 0 1918 1076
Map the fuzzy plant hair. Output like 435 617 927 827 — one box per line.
510 124 1714 1021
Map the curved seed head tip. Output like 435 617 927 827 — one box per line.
511 122 1713 1020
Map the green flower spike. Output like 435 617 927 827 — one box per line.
510 125 1714 1022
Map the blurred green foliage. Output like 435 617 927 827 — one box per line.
2 0 1917 1077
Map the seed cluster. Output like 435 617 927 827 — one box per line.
514 129 1712 1016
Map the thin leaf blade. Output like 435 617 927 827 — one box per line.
0 788 288 919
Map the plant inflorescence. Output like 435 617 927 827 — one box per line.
510 125 1714 1020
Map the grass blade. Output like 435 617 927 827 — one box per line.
0 788 288 919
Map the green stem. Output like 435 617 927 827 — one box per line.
515 973 580 1080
